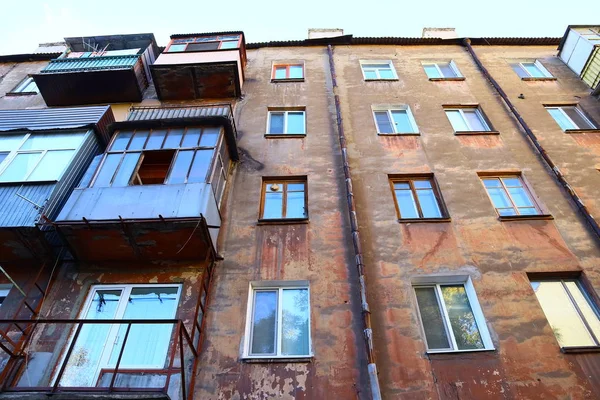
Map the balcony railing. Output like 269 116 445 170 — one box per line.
0 319 199 400
40 55 140 73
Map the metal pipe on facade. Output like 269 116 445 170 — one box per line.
327 44 382 400
463 38 600 242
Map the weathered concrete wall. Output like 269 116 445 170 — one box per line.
0 61 48 109
193 46 371 399
332 43 600 399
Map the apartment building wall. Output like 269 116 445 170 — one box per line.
0 60 49 109
193 46 371 399
332 43 600 398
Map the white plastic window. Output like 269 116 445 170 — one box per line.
546 106 596 130
423 61 462 79
373 107 419 134
360 61 397 80
445 108 491 132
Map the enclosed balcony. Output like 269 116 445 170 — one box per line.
33 34 159 106
55 105 238 262
558 26 600 91
151 32 246 100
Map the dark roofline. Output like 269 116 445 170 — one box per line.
170 31 244 39
246 35 561 49
0 52 62 62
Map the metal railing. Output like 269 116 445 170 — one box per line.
0 319 198 400
41 55 140 73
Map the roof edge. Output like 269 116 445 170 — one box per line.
0 52 62 62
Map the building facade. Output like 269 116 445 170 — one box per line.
0 26 600 400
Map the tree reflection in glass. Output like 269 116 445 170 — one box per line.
281 289 309 355
441 285 484 350
250 291 277 355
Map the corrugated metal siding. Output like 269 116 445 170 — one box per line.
40 55 139 73
127 105 232 121
0 106 111 132
0 184 54 227
582 46 600 89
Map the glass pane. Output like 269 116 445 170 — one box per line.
109 287 179 368
498 208 517 216
445 110 469 131
486 187 513 209
416 189 442 218
274 67 287 80
145 130 166 150
264 191 283 219
522 63 544 78
563 107 595 129
500 177 522 187
60 289 122 387
287 112 305 134
507 187 535 208
363 70 377 80
111 131 133 151
441 285 484 350
220 40 238 49
167 44 187 52
282 289 309 355
511 63 529 78
112 152 140 187
200 128 220 147
518 207 538 215
439 63 458 78
287 183 305 191
415 287 451 350
289 65 303 79
378 68 395 79
27 150 74 181
374 111 393 133
395 189 419 219
482 178 502 188
0 152 7 166
182 128 201 147
463 109 488 131
269 113 285 134
93 154 122 187
0 152 42 182
394 182 410 189
163 128 184 149
413 180 432 189
424 64 441 79
547 108 575 130
532 281 596 347
187 150 214 183
391 110 415 133
167 150 193 184
251 291 277 355
286 191 306 218
565 281 600 342
128 130 148 150
0 134 25 151
21 132 86 150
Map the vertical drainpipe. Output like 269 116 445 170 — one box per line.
327 44 383 400
463 38 600 242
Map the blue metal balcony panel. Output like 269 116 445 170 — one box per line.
41 55 140 73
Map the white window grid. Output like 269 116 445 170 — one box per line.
266 110 306 135
516 60 553 78
243 281 312 359
372 107 419 134
422 61 462 78
413 277 494 353
445 108 491 132
546 106 597 130
0 133 85 183
359 60 398 80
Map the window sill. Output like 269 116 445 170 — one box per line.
398 217 451 223
498 214 553 221
5 91 38 96
364 78 399 82
521 77 557 81
427 348 495 355
429 77 466 81
377 133 420 137
242 356 313 363
454 130 500 136
264 134 306 139
258 218 309 225
271 78 305 83
561 346 600 354
564 129 600 134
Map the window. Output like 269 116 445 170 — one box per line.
413 277 493 352
530 278 600 350
360 61 397 80
267 110 306 135
272 64 304 81
444 107 492 133
373 106 418 134
10 76 38 94
0 285 11 307
546 106 597 131
165 35 240 52
0 132 86 183
510 60 553 79
244 281 311 358
390 176 447 220
480 175 541 217
260 178 308 220
423 61 463 79
92 127 221 187
59 284 181 387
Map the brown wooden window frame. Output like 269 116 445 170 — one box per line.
259 177 308 223
388 175 450 222
271 64 305 82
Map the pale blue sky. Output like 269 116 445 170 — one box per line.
1 0 597 55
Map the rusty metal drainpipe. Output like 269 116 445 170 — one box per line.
327 44 382 400
463 38 600 241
